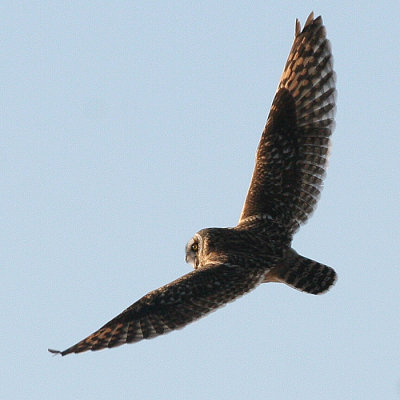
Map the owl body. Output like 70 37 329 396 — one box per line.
50 13 337 356
189 226 286 268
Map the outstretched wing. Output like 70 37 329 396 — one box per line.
49 263 265 356
238 13 336 236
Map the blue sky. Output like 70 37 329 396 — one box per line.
2 1 399 399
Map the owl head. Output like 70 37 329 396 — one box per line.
185 228 231 269
185 232 203 269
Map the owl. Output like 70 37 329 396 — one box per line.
49 12 336 356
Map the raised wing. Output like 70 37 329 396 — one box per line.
49 263 265 356
238 13 336 236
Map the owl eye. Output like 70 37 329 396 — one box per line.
191 243 198 252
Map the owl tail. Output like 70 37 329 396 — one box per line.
264 250 336 295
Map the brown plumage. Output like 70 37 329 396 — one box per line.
49 12 336 356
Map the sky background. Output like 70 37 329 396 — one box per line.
2 1 399 399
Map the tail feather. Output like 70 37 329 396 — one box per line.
265 250 336 295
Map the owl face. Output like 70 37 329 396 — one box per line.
185 233 203 269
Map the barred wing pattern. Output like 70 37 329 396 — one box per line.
49 263 265 355
239 13 336 236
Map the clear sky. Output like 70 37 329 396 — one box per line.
2 1 399 399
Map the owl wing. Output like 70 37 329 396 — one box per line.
48 263 265 356
238 13 336 237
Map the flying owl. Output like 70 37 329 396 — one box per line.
49 12 336 356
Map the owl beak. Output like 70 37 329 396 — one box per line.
185 252 198 269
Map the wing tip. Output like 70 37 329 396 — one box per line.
296 12 325 37
305 11 315 27
295 18 301 36
48 348 64 356
49 345 77 356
